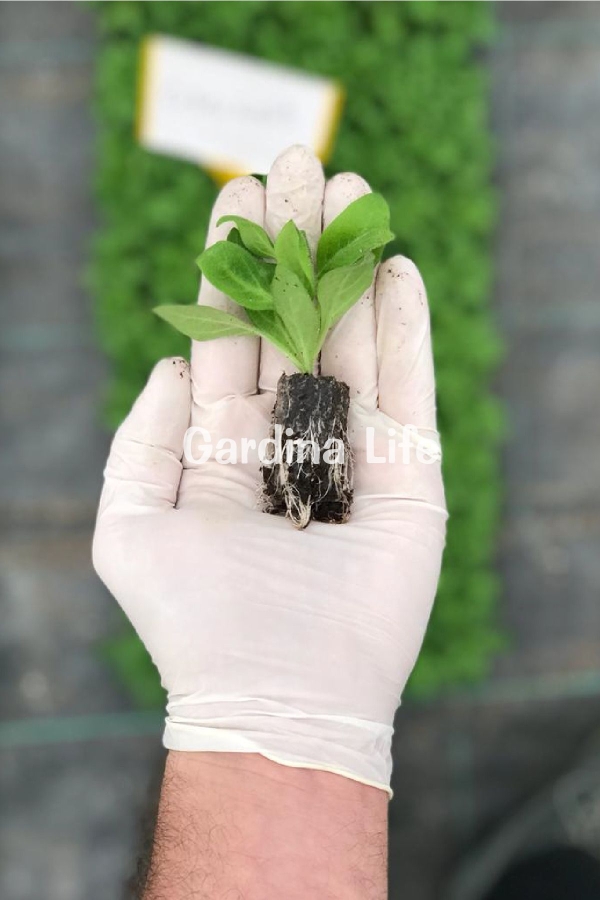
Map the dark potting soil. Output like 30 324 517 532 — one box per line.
262 372 353 528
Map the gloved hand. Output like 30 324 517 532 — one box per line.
93 145 447 794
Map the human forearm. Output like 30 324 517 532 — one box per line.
142 751 388 900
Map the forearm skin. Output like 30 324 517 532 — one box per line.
142 751 388 900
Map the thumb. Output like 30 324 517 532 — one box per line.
97 357 191 519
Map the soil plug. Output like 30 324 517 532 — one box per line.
263 372 352 528
155 191 394 528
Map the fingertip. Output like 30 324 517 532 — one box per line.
120 356 191 450
153 355 191 381
376 254 425 291
375 255 428 330
322 172 371 226
375 256 437 429
148 356 191 397
269 143 324 183
265 144 325 250
207 175 265 243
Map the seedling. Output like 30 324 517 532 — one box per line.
155 192 394 527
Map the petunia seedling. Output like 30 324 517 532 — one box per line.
154 191 395 528
155 192 394 375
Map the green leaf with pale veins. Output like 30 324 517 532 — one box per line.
154 304 258 341
197 242 275 310
316 254 376 344
273 220 314 294
317 193 392 274
271 265 320 373
217 215 274 258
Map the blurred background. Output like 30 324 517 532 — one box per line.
1 2 600 899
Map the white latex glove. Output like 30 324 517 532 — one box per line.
93 145 447 794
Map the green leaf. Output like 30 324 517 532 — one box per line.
273 220 314 294
271 265 320 373
323 226 395 272
249 173 267 187
246 308 303 370
217 215 274 258
197 242 275 310
154 304 258 341
317 254 376 342
317 193 392 274
227 227 245 248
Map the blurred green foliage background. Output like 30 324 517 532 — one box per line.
89 1 503 705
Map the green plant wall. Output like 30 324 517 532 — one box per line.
90 1 502 705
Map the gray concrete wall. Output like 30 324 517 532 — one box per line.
0 6 163 899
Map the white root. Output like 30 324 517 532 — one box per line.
262 415 353 529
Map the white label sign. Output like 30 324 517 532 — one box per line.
137 35 344 178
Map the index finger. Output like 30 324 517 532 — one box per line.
191 176 265 406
